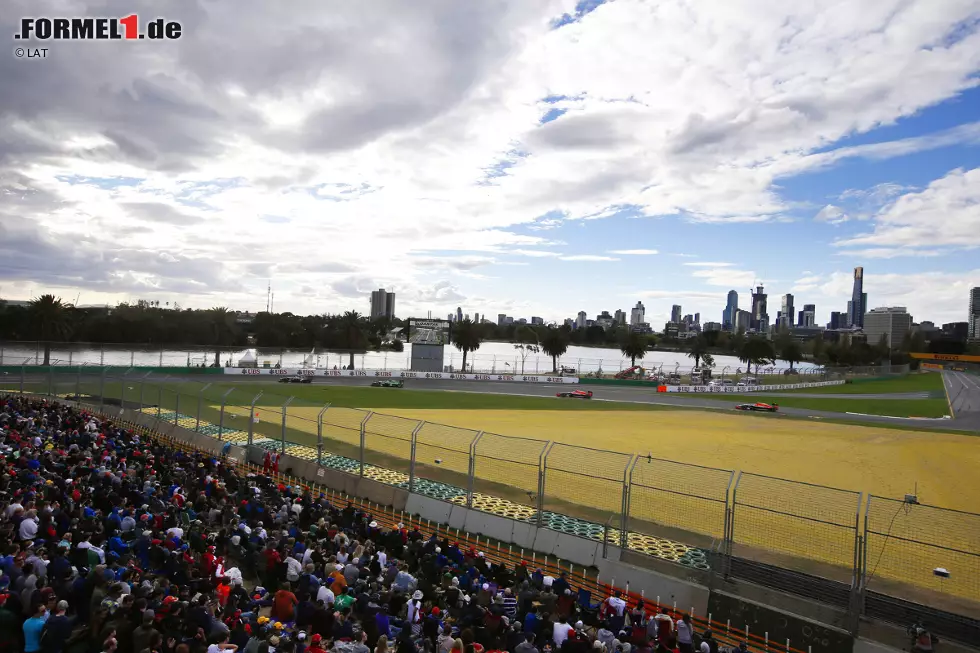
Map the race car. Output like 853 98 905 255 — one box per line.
735 402 778 412
371 379 404 388
278 375 313 384
557 390 593 399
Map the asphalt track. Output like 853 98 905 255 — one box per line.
942 370 980 429
144 373 980 433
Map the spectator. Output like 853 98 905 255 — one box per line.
23 602 49 653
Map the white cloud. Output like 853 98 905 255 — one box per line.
558 254 620 261
689 266 757 288
608 249 658 255
684 262 734 267
814 205 849 224
2 0 980 315
835 167 980 254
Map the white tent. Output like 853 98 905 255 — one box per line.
237 349 257 367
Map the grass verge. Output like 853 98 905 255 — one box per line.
720 394 950 418
768 372 944 395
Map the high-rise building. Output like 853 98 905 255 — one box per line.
614 309 627 326
829 311 843 330
802 304 816 327
969 287 980 339
670 304 681 323
456 307 463 323
751 285 768 331
631 302 646 326
864 306 912 350
694 312 700 325
724 290 739 330
576 311 587 329
781 294 794 328
735 309 752 332
370 289 396 320
497 313 506 326
531 316 544 325
850 267 865 328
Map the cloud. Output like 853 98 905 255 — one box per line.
2 0 980 315
835 167 980 253
814 204 849 225
508 249 562 257
558 254 620 261
608 249 658 255
683 262 734 267
689 266 757 288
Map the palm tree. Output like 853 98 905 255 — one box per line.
686 334 710 368
540 326 571 373
619 331 647 367
450 318 483 372
340 311 368 369
29 294 71 365
209 307 234 367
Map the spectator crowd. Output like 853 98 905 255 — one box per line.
0 395 739 653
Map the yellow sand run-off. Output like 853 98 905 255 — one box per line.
222 404 980 605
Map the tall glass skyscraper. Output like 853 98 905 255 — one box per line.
850 267 864 328
724 290 738 330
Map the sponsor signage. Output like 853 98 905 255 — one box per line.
910 352 980 363
658 380 844 393
223 368 579 384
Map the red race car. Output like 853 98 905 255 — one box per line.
557 390 593 399
735 402 779 412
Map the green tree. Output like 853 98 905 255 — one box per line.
620 331 647 367
686 334 710 367
779 339 804 372
540 326 571 373
741 337 775 375
339 310 368 369
450 318 483 372
29 294 71 365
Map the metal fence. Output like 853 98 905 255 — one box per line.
4 369 978 616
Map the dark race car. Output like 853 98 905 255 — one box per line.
278 375 312 384
735 402 778 412
371 379 404 388
557 390 593 399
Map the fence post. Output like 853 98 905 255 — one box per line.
280 397 295 454
217 388 234 440
721 471 736 577
467 431 485 508
247 392 264 446
19 365 24 394
537 442 556 527
408 421 424 492
316 404 331 465
621 454 639 549
99 368 106 411
726 471 743 574
359 412 373 477
196 383 212 432
847 492 866 634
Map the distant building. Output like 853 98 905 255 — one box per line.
724 290 738 331
735 309 752 332
456 307 463 323
942 322 969 342
576 311 587 329
614 309 627 326
370 289 396 320
801 304 816 327
829 311 843 330
750 285 768 331
497 313 506 326
531 316 544 325
670 304 682 324
781 294 794 328
864 306 912 350
849 267 865 328
563 318 574 327
631 302 646 326
969 287 980 339
703 321 722 332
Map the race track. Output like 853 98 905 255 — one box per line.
942 370 980 430
151 373 980 432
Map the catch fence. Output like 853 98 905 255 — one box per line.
4 370 979 619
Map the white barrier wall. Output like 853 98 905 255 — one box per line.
662 380 845 393
223 368 580 384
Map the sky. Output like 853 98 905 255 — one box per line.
1 0 979 328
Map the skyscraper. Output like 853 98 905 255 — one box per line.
850 267 864 329
631 302 646 326
724 290 738 330
781 294 794 328
456 307 463 323
751 285 768 331
576 311 587 329
864 306 912 350
670 304 682 323
970 287 980 339
614 309 627 326
802 304 816 327
370 289 396 320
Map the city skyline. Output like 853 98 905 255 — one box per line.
1 2 979 327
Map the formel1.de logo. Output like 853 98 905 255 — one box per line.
14 15 182 41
